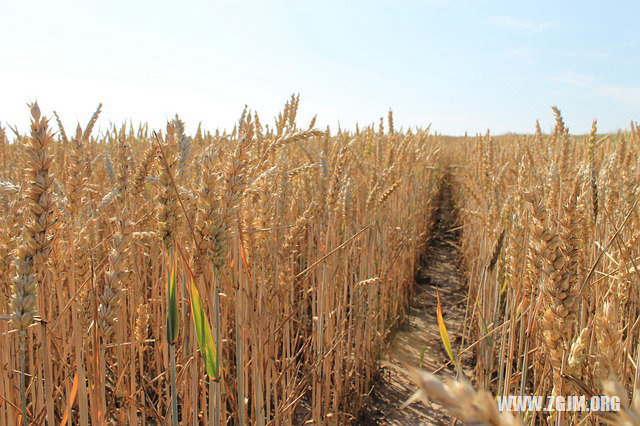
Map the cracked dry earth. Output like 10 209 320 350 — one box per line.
359 179 473 425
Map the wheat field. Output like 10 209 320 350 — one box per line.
436 112 640 425
0 98 638 425
0 98 441 425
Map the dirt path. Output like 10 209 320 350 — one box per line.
359 178 471 425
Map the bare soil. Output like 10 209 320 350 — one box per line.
359 178 472 425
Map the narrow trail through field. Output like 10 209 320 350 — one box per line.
360 177 472 425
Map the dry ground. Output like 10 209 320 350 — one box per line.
359 178 473 425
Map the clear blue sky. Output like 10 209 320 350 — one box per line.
1 0 639 136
